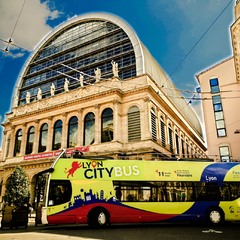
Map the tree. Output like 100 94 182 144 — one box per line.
4 166 30 206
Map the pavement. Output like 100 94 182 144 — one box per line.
0 213 96 240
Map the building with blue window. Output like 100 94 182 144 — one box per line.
197 1 240 162
0 13 206 203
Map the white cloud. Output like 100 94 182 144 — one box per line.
0 0 62 55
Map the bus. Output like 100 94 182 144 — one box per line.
35 152 240 227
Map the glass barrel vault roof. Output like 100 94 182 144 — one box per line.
13 13 203 137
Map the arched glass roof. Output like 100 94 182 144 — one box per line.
13 12 202 136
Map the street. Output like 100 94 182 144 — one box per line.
0 222 240 240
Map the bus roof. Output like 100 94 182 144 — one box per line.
49 158 240 183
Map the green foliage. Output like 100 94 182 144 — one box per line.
4 166 30 206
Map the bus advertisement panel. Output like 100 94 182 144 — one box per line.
38 157 240 227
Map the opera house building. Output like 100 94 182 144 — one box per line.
0 13 206 203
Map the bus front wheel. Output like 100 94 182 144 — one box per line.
206 207 224 225
88 208 109 228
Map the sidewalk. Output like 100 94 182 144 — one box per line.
0 212 37 229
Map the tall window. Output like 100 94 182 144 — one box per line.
186 139 190 158
219 146 230 162
39 123 48 152
168 124 173 153
67 116 78 148
128 106 141 142
210 78 220 94
52 120 62 150
181 135 185 158
101 108 113 143
160 117 166 147
212 95 226 137
14 129 22 156
84 113 95 146
175 129 179 155
151 108 157 141
26 126 35 154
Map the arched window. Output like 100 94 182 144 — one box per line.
67 116 78 148
14 129 22 156
52 120 62 150
128 106 141 142
168 123 173 153
151 107 157 141
101 108 113 143
160 117 166 147
39 123 48 152
26 126 35 154
84 112 95 146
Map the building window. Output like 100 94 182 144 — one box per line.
39 123 48 152
67 116 78 148
219 146 230 162
84 112 95 146
160 117 166 147
186 139 190 158
101 108 113 143
128 106 141 142
181 136 185 158
168 124 173 153
52 120 62 150
175 130 179 155
151 108 157 141
212 95 226 137
210 78 220 94
26 126 35 154
14 129 22 156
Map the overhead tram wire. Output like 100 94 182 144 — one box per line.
5 0 27 52
161 0 233 89
5 35 240 103
3 36 240 103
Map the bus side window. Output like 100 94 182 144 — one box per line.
229 182 240 200
220 183 231 201
48 180 72 206
115 186 122 201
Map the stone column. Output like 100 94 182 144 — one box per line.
113 100 120 142
20 124 27 156
61 113 67 149
78 109 83 146
46 117 53 152
8 126 15 158
94 104 100 144
143 97 151 140
32 120 39 154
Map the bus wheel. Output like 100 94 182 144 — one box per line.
88 208 109 228
206 207 224 225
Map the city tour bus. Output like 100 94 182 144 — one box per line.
35 151 240 227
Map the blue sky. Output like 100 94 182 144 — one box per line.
0 0 235 147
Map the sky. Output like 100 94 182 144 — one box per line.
0 0 235 147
